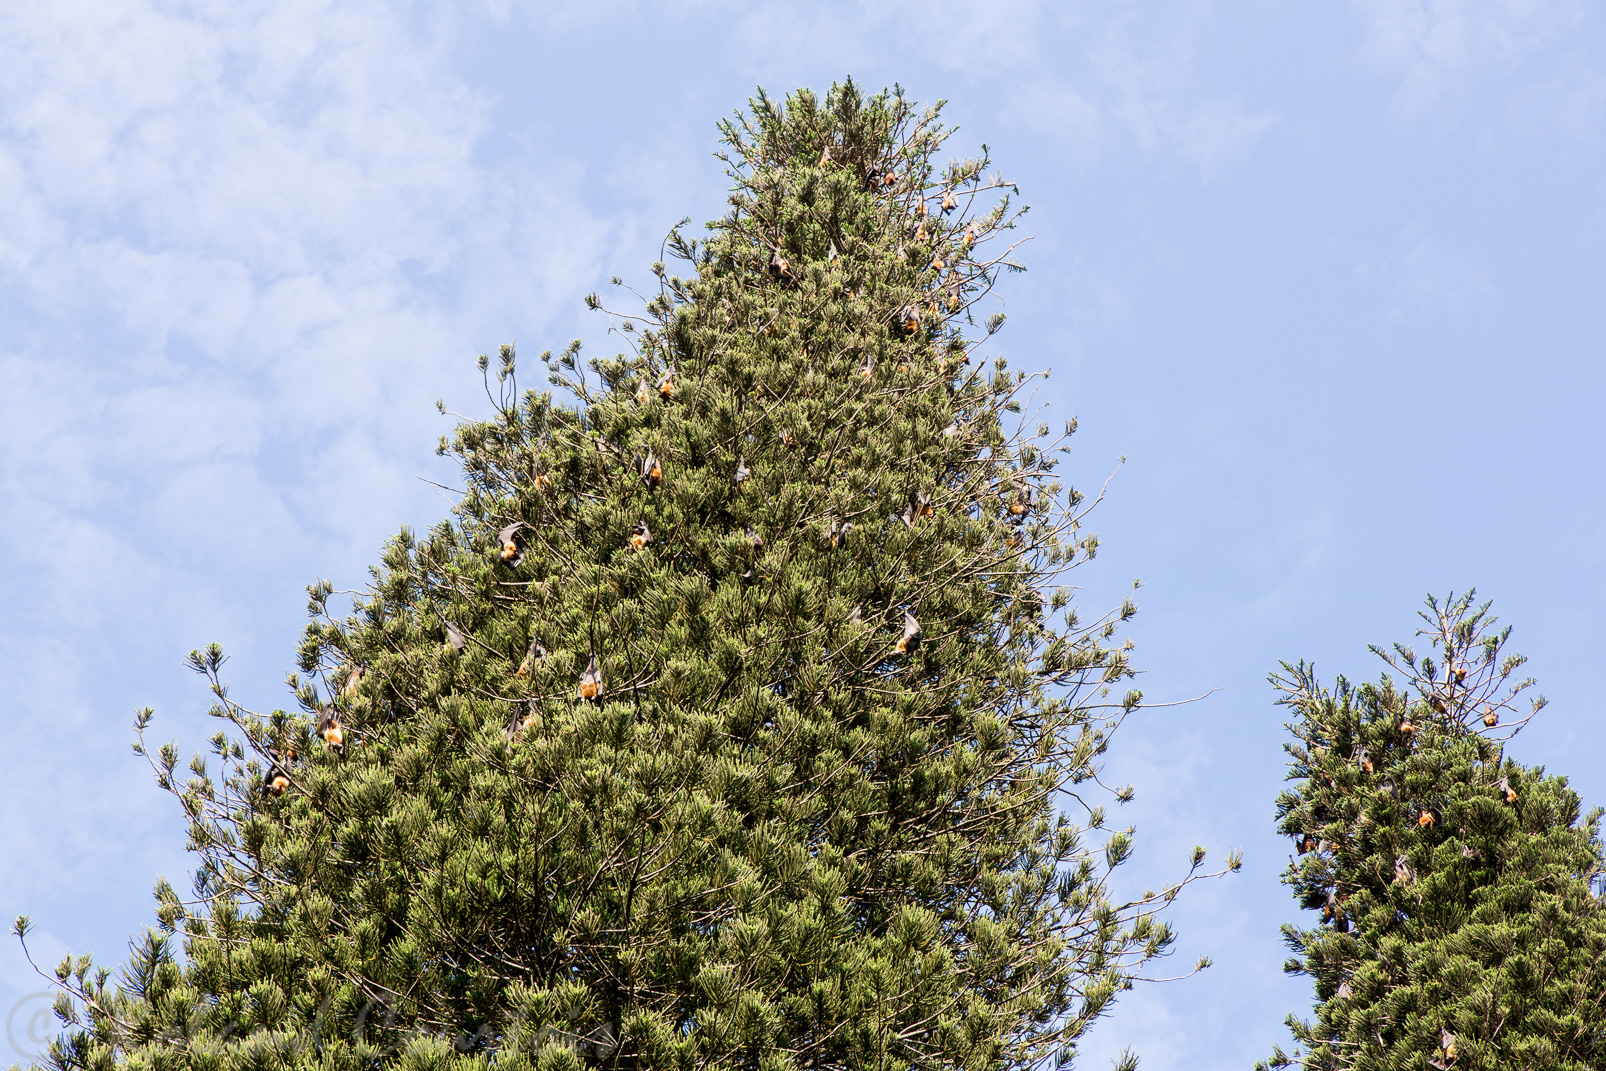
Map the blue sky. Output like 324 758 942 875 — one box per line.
3 2 1604 1068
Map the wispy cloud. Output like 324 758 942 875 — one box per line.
1352 0 1586 118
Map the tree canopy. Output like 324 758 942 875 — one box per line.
1261 593 1606 1071
16 81 1222 1071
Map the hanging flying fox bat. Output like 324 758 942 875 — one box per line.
504 703 527 742
778 430 797 447
827 240 838 263
1295 833 1314 854
941 189 957 214
946 276 963 311
497 522 525 568
1008 478 1032 515
930 252 945 272
1394 854 1416 885
899 500 917 528
1418 805 1441 828
915 220 928 242
914 491 933 518
1460 844 1483 861
636 379 651 405
942 422 960 438
1399 718 1417 736
658 368 677 400
746 526 763 551
1336 981 1352 1000
859 355 875 381
899 305 920 335
1430 695 1448 714
262 748 295 796
445 621 469 654
1482 707 1498 727
533 469 550 490
825 519 853 549
1495 776 1516 803
579 654 602 701
1355 746 1374 775
818 145 831 166
881 170 897 188
731 457 751 487
315 712 344 752
915 200 928 219
629 522 653 550
1380 777 1397 798
896 611 923 655
639 450 662 491
1452 665 1467 685
341 665 364 698
963 221 979 245
768 249 793 281
516 639 547 678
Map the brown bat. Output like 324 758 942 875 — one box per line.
827 240 838 263
639 450 662 491
946 276 963 311
930 252 945 272
1355 746 1373 775
497 522 524 568
1336 981 1352 1000
746 526 763 552
1419 805 1441 828
262 749 295 796
1430 695 1448 714
516 639 546 678
769 248 792 281
1495 776 1516 803
1394 854 1416 885
445 621 468 654
579 654 602 701
818 145 831 166
342 665 364 698
1460 844 1483 861
1008 478 1031 516
636 379 651 405
896 611 923 655
915 220 928 242
915 200 929 219
315 712 344 752
859 355 875 381
503 702 529 742
941 189 957 214
1482 707 1498 727
825 519 853 549
731 457 751 487
629 522 653 550
899 305 921 335
1399 718 1416 736
881 170 897 188
657 368 676 400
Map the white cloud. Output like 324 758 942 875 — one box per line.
1352 0 1586 117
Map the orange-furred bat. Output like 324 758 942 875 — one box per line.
896 611 922 655
941 189 957 214
636 379 651 404
262 749 294 796
639 450 662 491
342 665 364 698
1355 746 1373 775
316 712 344 752
825 519 853 549
1496 776 1516 803
516 639 546 678
497 522 525 568
629 522 652 550
579 654 602 701
1394 854 1415 885
658 368 676 399
1482 707 1498 727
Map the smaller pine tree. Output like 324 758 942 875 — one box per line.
1258 593 1606 1071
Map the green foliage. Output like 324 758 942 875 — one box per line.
1259 593 1606 1071
18 80 1217 1071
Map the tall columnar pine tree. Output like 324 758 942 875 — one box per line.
17 82 1230 1071
1259 593 1606 1071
